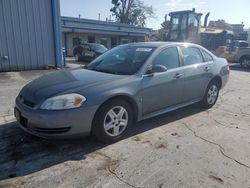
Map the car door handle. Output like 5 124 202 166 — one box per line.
204 67 211 72
174 73 183 79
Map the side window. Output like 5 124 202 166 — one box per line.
180 47 203 66
202 49 213 62
84 45 91 51
153 47 180 70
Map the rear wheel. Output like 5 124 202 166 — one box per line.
240 57 250 68
92 99 133 143
201 81 220 109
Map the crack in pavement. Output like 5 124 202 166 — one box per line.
108 167 140 188
240 108 250 116
94 151 139 188
219 89 235 103
182 122 250 169
208 115 247 131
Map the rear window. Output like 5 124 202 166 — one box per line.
202 49 213 62
180 46 203 66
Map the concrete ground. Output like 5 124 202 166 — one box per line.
0 65 250 188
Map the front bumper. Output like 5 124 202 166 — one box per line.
15 98 99 139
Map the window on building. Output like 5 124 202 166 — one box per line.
132 38 138 43
111 37 117 48
181 46 203 66
153 47 180 70
73 37 81 46
121 39 130 44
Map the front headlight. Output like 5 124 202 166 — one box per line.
40 93 86 110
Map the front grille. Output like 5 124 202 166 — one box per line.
34 127 71 134
19 116 28 128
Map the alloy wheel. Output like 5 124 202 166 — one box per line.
207 85 218 105
103 106 128 137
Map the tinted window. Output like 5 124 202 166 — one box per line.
90 44 108 53
87 46 155 75
171 15 180 31
202 49 213 62
239 42 249 48
181 47 203 66
153 47 180 69
84 45 91 51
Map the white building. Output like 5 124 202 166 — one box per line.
61 16 154 56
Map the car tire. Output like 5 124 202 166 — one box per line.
240 57 250 68
92 99 133 143
201 80 220 109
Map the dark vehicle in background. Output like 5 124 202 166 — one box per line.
73 43 108 62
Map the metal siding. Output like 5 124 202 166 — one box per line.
0 0 57 71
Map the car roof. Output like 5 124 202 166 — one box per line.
122 41 201 48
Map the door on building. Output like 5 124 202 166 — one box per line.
111 37 117 48
88 36 95 43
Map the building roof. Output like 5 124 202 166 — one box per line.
61 16 153 37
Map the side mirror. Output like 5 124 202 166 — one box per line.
146 65 167 75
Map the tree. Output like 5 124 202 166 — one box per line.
110 0 155 27
161 20 170 31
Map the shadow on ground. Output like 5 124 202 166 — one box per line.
229 64 250 72
0 105 204 181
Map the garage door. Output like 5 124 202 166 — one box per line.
0 0 56 72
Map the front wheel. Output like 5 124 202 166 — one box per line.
201 81 220 109
92 99 133 143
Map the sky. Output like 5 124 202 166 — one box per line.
60 0 250 30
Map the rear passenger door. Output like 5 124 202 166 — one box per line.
180 46 210 102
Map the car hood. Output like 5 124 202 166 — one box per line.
19 68 126 104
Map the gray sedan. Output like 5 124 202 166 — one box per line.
15 42 230 143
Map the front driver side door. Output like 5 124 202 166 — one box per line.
142 47 184 115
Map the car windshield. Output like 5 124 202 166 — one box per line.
90 44 108 53
86 46 155 75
